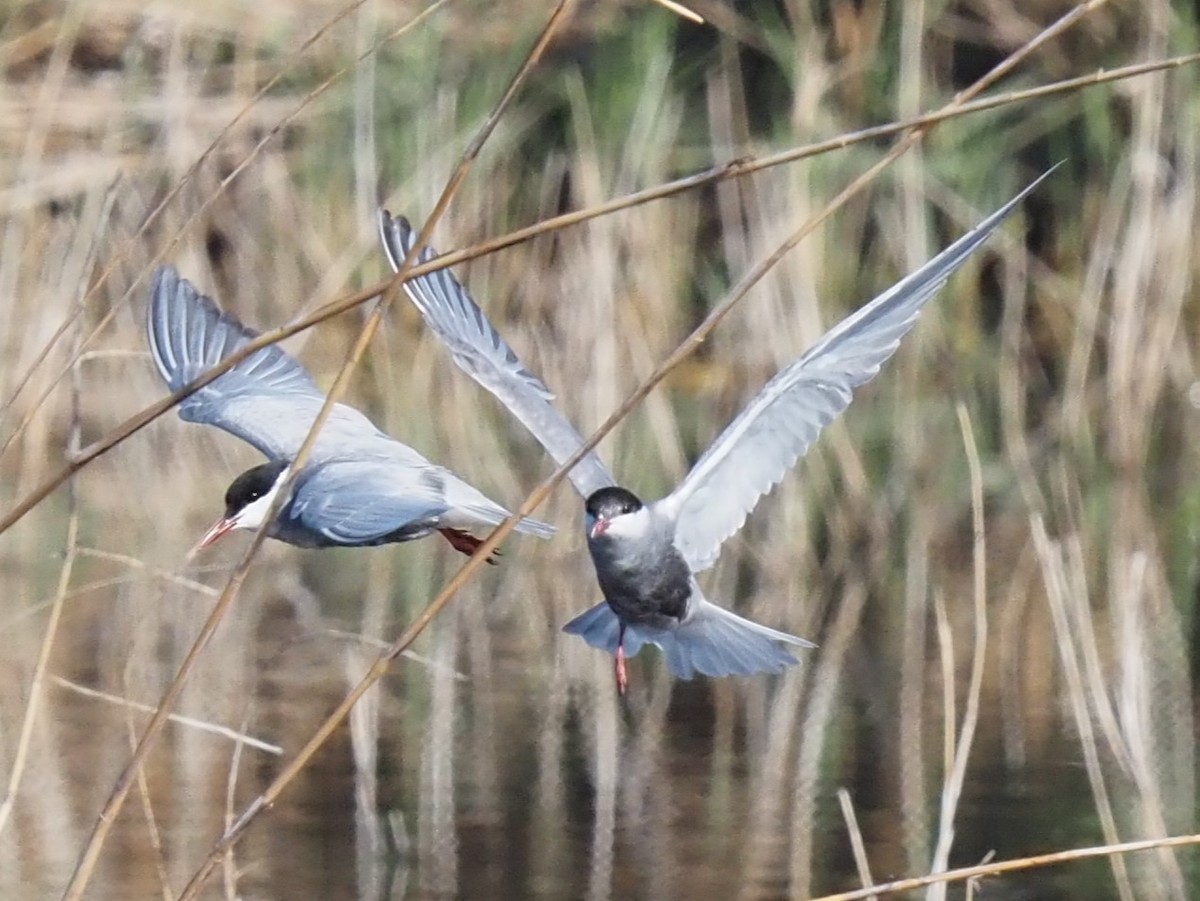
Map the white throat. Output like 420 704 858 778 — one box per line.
595 505 655 541
233 467 289 531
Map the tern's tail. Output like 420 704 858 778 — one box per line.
563 599 814 679
454 494 555 540
511 515 555 539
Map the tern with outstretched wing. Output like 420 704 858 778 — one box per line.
148 267 554 556
380 169 1050 690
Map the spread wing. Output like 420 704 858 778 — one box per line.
379 212 615 498
148 265 386 462
287 459 448 544
665 169 1054 572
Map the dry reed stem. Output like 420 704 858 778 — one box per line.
221 716 250 901
932 588 955 775
739 671 807 895
3 578 173 628
899 512 931 871
0 8 1171 897
926 405 990 899
0 47 1194 543
995 238 1046 519
124 718 171 901
1062 526 1134 772
161 7 1124 895
60 536 263 899
837 786 877 900
964 852 996 901
5 558 231 629
584 667 618 901
785 585 868 900
0 493 77 836
1061 175 1127 441
58 4 578 897
76 547 221 598
0 0 1161 892
618 670 674 875
1113 553 1187 899
0 210 99 834
0 0 372 420
0 172 120 432
1032 517 1135 901
346 646 385 900
0 0 448 462
322 628 468 678
0 5 82 383
419 624 459 896
647 0 703 24
0 52 1181 471
809 833 1200 901
47 677 281 755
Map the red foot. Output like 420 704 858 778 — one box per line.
438 528 499 564
615 636 628 696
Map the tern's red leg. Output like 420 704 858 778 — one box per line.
615 623 628 696
438 528 499 564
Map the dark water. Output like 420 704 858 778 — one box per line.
51 651 1159 897
8 533 1195 900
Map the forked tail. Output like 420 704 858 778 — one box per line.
563 599 814 679
511 515 555 539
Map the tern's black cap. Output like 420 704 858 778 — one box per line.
585 486 643 521
224 460 288 518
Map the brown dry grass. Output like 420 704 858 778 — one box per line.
0 0 1198 898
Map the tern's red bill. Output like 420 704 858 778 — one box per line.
198 516 237 549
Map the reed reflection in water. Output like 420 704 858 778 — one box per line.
4 501 1194 900
0 0 1198 897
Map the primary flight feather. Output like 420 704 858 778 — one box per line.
147 267 554 556
380 169 1051 690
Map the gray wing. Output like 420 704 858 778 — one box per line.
288 459 447 544
148 265 386 462
664 169 1054 572
379 212 615 498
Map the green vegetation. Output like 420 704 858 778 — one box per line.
0 1 1197 898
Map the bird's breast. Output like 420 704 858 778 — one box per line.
589 538 692 626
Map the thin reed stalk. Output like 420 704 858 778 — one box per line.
925 406 990 899
165 7 1132 896
1033 517 1135 901
837 787 877 901
1 49 1196 542
60 3 579 896
808 833 1200 901
0 1 1195 897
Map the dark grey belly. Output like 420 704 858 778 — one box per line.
596 549 691 627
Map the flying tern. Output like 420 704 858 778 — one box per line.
379 170 1050 690
147 266 555 556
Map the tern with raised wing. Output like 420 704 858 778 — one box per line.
380 170 1050 691
147 267 555 556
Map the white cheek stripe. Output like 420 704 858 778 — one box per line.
603 507 653 540
232 467 290 531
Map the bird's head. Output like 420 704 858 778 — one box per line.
584 486 645 540
197 460 290 549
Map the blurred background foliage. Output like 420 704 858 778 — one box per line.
0 0 1198 898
